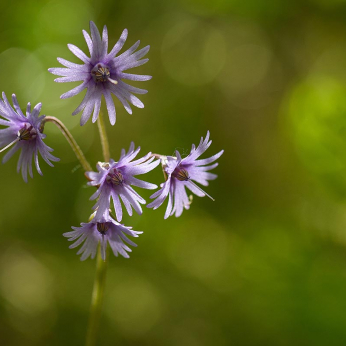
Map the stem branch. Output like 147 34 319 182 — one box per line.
97 112 110 162
43 116 92 172
150 153 168 181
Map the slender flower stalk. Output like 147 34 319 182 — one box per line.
86 245 108 346
96 112 110 162
42 116 92 172
85 113 110 346
151 153 168 180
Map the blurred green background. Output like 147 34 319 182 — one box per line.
2 0 346 345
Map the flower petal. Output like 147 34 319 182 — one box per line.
68 44 90 63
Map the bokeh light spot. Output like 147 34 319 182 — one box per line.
224 44 271 92
106 271 162 337
288 76 346 197
0 247 54 314
161 17 226 86
0 48 45 101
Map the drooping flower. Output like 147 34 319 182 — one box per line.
48 21 151 126
147 131 223 218
86 142 160 222
64 211 142 261
0 93 59 182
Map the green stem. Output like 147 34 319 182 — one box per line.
43 116 92 172
86 111 111 346
85 246 108 346
97 112 110 162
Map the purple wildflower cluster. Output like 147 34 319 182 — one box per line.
49 21 151 126
65 129 222 260
0 93 59 182
147 131 224 218
63 210 142 261
86 142 160 222
0 21 223 261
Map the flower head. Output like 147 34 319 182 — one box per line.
49 21 151 126
147 131 223 218
86 142 160 222
0 93 59 182
64 212 142 261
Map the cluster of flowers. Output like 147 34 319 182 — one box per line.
0 22 223 261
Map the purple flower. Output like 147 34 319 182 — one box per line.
147 131 223 218
86 142 160 222
49 21 151 126
0 93 59 182
64 212 142 261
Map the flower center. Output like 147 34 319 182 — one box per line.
174 168 190 181
18 123 37 141
91 63 110 82
91 63 118 85
97 222 109 235
107 168 124 185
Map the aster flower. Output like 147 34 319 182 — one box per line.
0 93 59 182
64 211 142 261
147 131 223 218
86 142 160 222
48 21 151 126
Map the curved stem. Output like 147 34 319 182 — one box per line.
85 245 108 346
97 112 110 162
86 111 111 346
42 116 92 172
